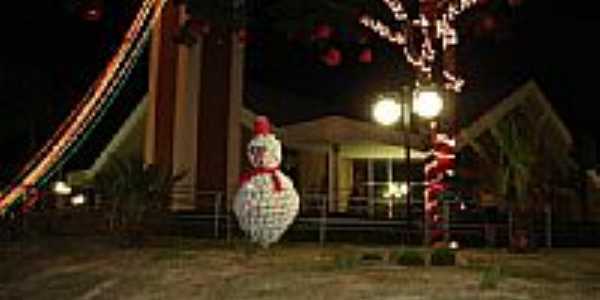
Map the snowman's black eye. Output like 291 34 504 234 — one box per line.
251 146 266 155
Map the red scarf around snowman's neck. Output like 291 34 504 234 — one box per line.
239 167 283 192
240 116 283 192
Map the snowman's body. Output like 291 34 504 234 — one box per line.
233 120 299 248
234 170 299 247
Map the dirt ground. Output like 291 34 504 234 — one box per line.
1 236 599 300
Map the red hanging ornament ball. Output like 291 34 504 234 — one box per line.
321 48 342 67
358 48 373 63
312 24 333 40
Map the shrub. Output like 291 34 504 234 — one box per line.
431 248 456 266
95 156 185 247
392 249 425 266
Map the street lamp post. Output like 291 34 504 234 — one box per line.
373 91 407 220
402 86 412 223
373 84 444 242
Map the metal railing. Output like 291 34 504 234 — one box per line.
170 187 231 241
165 189 600 247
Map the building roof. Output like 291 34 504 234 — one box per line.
280 115 429 159
457 80 572 151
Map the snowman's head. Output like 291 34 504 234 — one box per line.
247 116 282 169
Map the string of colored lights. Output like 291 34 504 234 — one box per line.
40 26 149 184
360 0 485 92
0 19 146 212
1 0 154 204
361 0 485 244
5 0 155 198
39 2 159 189
10 0 157 186
1 0 160 213
382 0 408 21
424 132 456 243
33 0 163 198
359 15 406 46
37 0 160 184
0 0 167 215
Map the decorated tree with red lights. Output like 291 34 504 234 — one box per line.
179 0 522 67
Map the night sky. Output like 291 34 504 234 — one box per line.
1 0 599 181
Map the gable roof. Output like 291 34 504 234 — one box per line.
457 80 572 151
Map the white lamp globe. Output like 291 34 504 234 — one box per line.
413 89 443 119
373 98 402 126
71 194 86 206
52 181 72 196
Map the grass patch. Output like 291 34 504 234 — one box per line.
333 253 359 270
228 237 263 258
5 271 107 300
479 266 503 290
152 248 197 261
499 264 566 283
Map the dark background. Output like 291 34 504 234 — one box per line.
0 0 599 183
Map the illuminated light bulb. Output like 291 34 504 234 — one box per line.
53 181 72 196
359 16 407 46
361 0 485 97
449 240 460 250
71 194 86 206
383 182 408 198
382 0 408 20
413 88 444 119
373 98 402 126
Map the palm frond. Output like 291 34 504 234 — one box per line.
94 155 186 230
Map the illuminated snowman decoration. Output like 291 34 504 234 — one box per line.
233 116 300 248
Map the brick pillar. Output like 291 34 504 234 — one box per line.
146 0 180 173
196 28 243 210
